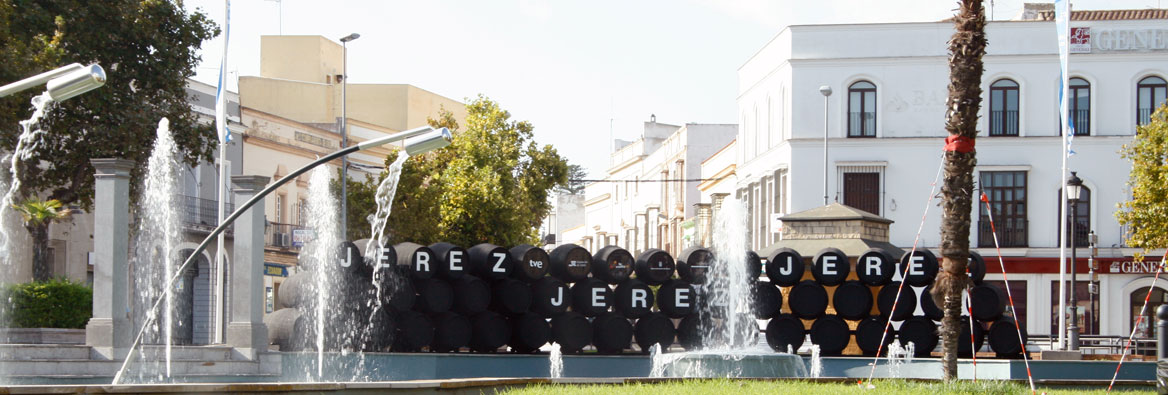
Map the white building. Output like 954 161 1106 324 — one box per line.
735 6 1168 341
570 118 736 257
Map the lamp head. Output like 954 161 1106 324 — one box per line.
1066 171 1083 201
819 85 832 97
46 64 106 102
404 127 453 156
340 33 361 43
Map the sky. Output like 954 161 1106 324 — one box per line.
183 0 1164 177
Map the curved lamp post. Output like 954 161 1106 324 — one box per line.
0 63 106 101
112 125 452 384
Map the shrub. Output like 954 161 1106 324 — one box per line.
1 278 92 329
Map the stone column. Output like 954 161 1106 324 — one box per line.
85 159 135 360
227 175 270 359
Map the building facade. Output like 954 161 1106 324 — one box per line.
735 7 1168 340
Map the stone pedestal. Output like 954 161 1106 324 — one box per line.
85 159 135 360
226 175 270 360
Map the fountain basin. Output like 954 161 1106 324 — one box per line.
653 352 808 378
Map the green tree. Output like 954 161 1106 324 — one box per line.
1118 104 1168 259
0 0 219 208
935 0 986 380
12 199 71 281
557 164 588 195
342 96 570 247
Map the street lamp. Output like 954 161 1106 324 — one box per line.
819 85 832 206
1066 171 1083 351
339 32 360 239
0 63 106 101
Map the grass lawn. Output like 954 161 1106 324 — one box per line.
500 379 1155 394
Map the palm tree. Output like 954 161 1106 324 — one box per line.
14 199 73 281
935 0 987 380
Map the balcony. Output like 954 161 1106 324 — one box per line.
265 221 311 250
989 110 1019 136
978 218 1027 248
182 195 233 235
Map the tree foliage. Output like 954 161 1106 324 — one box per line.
13 199 71 280
0 0 219 208
557 164 588 195
342 96 570 247
1118 104 1168 259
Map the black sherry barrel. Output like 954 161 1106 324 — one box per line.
857 248 895 286
809 315 850 356
509 244 550 283
988 317 1028 357
430 312 471 352
592 313 633 354
468 243 514 280
469 311 510 353
899 249 939 287
592 245 634 284
812 248 850 286
413 278 454 314
452 275 491 314
550 311 592 353
898 316 939 357
276 271 313 309
746 250 763 281
548 243 592 282
832 280 874 320
957 316 986 357
876 282 916 321
491 278 533 316
676 314 704 351
970 284 1007 321
920 285 943 321
677 246 715 284
968 250 986 285
634 312 675 352
633 248 675 285
854 317 894 356
752 281 783 319
570 278 612 317
508 313 551 353
788 280 829 320
614 279 655 319
765 248 805 287
363 308 396 352
428 242 468 280
392 311 435 352
383 278 417 312
336 241 367 278
530 276 570 317
765 314 806 353
656 280 697 318
394 242 436 280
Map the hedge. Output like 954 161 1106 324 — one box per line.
1 278 92 329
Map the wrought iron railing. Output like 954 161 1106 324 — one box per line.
978 218 1027 248
990 110 1019 136
847 112 876 137
265 221 311 249
182 195 233 234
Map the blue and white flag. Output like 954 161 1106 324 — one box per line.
214 0 232 144
1055 0 1071 157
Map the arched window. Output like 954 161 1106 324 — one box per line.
1137 76 1167 126
1057 185 1090 247
990 79 1019 136
847 81 876 137
1131 287 1168 338
1069 78 1090 136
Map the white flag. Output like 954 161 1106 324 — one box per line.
214 0 232 144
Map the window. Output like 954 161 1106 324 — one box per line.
1137 76 1167 126
978 171 1027 247
843 172 880 215
847 81 877 137
990 79 1020 136
275 194 285 223
1069 78 1090 136
1050 281 1099 336
298 199 307 226
1057 186 1090 247
772 169 788 244
1131 287 1168 339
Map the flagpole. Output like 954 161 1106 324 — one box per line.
1055 0 1071 351
213 0 231 345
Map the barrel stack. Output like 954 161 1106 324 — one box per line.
268 236 1023 358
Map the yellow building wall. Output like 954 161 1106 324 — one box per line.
259 36 343 84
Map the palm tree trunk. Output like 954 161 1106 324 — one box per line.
29 223 51 281
935 0 987 380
